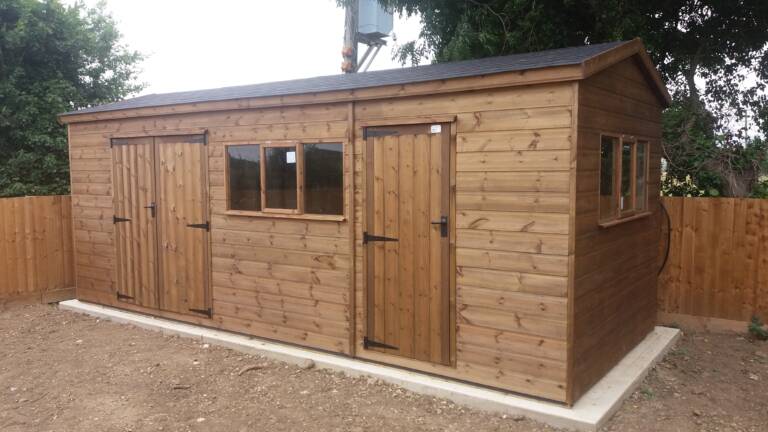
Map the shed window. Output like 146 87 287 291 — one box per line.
225 141 345 218
227 144 261 211
304 143 344 215
599 135 649 223
264 145 298 210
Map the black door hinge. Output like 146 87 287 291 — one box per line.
363 232 398 244
116 292 134 301
113 216 131 224
186 222 210 231
189 307 212 317
363 129 399 140
363 336 398 350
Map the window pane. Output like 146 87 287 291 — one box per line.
621 141 634 211
636 142 647 210
265 146 297 209
600 136 618 220
304 143 343 215
227 144 261 211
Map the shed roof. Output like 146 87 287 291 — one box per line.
60 39 669 120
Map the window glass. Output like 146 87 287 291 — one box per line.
227 144 261 211
265 146 298 209
636 142 647 210
621 141 634 211
304 143 343 215
600 136 618 220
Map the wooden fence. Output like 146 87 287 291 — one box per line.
0 195 75 305
658 196 768 325
1 194 766 326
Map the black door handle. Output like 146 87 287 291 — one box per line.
144 202 156 218
430 216 448 237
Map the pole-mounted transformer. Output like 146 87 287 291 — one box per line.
342 0 393 73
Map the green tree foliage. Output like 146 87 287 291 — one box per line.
362 0 768 196
0 0 143 197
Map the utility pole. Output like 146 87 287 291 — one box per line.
342 0 359 73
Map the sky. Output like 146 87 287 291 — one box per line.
62 0 425 96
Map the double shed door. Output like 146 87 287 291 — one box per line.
364 123 451 366
111 134 211 317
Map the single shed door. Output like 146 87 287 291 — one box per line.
364 123 451 365
110 134 210 317
155 135 210 315
112 137 160 308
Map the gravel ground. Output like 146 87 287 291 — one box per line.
0 303 766 432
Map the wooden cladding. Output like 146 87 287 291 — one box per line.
658 197 768 323
0 195 74 304
111 135 210 316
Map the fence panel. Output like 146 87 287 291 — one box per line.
658 196 768 323
0 195 75 305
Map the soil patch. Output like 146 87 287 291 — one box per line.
0 304 765 431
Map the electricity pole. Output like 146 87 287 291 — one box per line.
342 0 359 73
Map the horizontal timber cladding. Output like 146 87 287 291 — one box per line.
353 82 574 402
67 81 579 402
569 56 664 403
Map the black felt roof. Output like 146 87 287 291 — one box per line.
61 40 628 116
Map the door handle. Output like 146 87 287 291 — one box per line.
144 202 156 218
430 216 448 237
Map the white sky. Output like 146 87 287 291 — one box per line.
63 0 424 96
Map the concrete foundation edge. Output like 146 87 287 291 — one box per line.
58 300 681 431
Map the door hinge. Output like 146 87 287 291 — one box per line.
113 216 131 224
186 222 210 231
363 129 399 139
189 307 212 317
363 336 398 350
363 232 398 244
116 292 134 301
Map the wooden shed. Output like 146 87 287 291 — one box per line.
59 38 670 405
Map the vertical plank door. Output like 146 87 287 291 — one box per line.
155 134 211 316
365 123 451 365
111 137 160 308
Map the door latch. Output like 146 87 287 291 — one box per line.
431 216 449 237
144 202 156 218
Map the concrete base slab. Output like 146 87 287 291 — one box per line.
58 300 680 431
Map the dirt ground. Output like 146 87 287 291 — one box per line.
0 304 765 432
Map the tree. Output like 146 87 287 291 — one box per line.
366 0 768 196
0 0 143 197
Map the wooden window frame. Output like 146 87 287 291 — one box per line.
224 140 346 221
598 133 651 228
261 141 303 215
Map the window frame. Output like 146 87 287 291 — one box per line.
224 140 346 221
598 133 651 227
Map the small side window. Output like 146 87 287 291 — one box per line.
599 135 650 224
599 136 618 221
620 140 634 211
635 141 648 211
